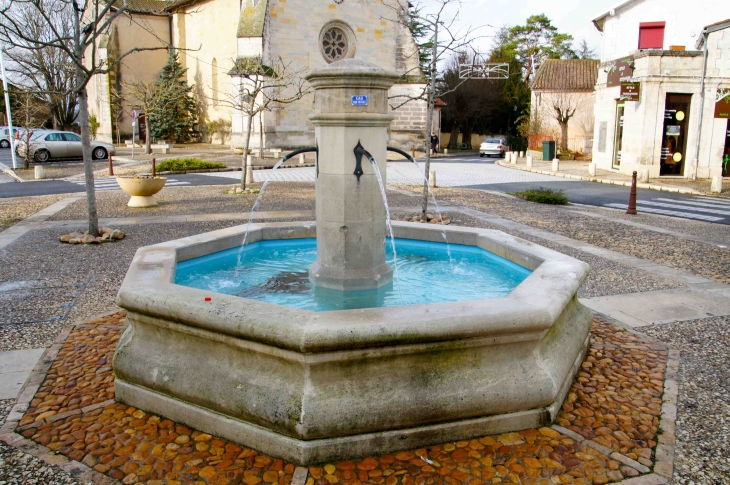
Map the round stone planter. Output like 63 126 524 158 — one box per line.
116 176 167 207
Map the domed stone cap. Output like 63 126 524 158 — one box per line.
306 59 400 89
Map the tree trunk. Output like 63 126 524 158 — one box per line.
447 125 460 150
461 125 473 150
78 88 100 237
421 24 438 222
74 9 99 237
240 107 254 190
145 117 152 155
559 122 568 151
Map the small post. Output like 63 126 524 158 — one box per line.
299 153 305 165
627 171 638 215
245 165 254 185
711 175 722 194
526 156 533 168
552 158 560 172
411 146 416 160
152 157 156 178
588 162 596 177
108 153 114 176
444 148 448 155
428 169 436 188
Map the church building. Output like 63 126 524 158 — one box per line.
88 0 431 151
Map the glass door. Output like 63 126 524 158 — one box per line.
722 120 730 177
660 94 691 176
612 103 625 169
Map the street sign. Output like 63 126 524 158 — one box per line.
607 57 634 87
351 95 368 106
620 82 641 101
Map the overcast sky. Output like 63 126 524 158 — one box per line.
418 0 619 58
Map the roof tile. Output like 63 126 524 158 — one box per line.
531 59 600 91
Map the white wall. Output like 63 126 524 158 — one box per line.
598 0 730 62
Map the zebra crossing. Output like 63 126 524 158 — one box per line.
66 177 190 191
604 196 730 223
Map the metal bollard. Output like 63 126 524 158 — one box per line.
552 158 560 172
108 154 114 176
627 171 638 215
151 157 156 178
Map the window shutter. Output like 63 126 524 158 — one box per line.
639 22 666 49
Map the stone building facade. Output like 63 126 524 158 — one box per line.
591 0 730 179
88 0 429 151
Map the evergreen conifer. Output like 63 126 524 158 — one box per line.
150 50 198 142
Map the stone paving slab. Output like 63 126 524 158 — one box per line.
0 348 45 399
581 288 730 327
0 311 680 485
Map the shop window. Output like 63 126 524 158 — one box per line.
639 22 665 50
660 93 691 176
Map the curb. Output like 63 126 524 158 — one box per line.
2 168 24 182
496 160 702 195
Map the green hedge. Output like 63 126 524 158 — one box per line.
512 188 568 205
155 158 226 172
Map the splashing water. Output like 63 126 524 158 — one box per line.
368 156 403 305
237 158 285 267
406 158 453 266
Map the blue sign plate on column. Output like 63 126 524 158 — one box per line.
352 95 368 106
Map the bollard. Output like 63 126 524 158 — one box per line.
429 169 436 188
711 176 723 194
411 147 416 160
519 151 524 158
639 168 649 183
108 154 114 176
444 148 448 155
151 157 156 178
34 165 45 180
510 152 516 164
627 171 638 215
526 156 533 168
588 162 596 177
299 153 305 165
245 165 254 185
552 158 560 172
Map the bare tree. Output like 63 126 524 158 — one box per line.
121 80 158 155
549 92 579 151
14 90 50 168
222 56 309 190
0 0 171 236
383 0 486 221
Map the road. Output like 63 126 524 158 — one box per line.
2 150 729 225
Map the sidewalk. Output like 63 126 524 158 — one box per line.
498 158 729 196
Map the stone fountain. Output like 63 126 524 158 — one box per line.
113 59 592 465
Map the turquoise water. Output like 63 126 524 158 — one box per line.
175 238 531 312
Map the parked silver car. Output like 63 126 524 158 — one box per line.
17 131 115 162
479 138 507 158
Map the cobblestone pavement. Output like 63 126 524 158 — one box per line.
643 316 730 484
0 193 71 231
12 313 666 485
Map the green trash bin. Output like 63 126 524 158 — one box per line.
542 140 556 161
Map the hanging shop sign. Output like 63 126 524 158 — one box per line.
620 82 641 101
607 56 635 87
715 88 730 118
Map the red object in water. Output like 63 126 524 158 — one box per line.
204 297 212 301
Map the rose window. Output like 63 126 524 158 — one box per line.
321 27 348 62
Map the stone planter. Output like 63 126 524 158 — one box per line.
116 176 167 207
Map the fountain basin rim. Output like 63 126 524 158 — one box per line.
116 221 589 354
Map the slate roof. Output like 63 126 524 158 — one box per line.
530 59 599 92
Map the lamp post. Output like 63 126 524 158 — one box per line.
0 40 18 169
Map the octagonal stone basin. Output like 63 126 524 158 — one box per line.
113 221 592 465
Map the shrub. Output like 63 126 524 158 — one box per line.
155 158 226 172
512 188 568 205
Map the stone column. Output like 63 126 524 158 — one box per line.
307 59 399 290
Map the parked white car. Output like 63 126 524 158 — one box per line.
17 130 115 162
0 126 24 149
479 138 507 158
